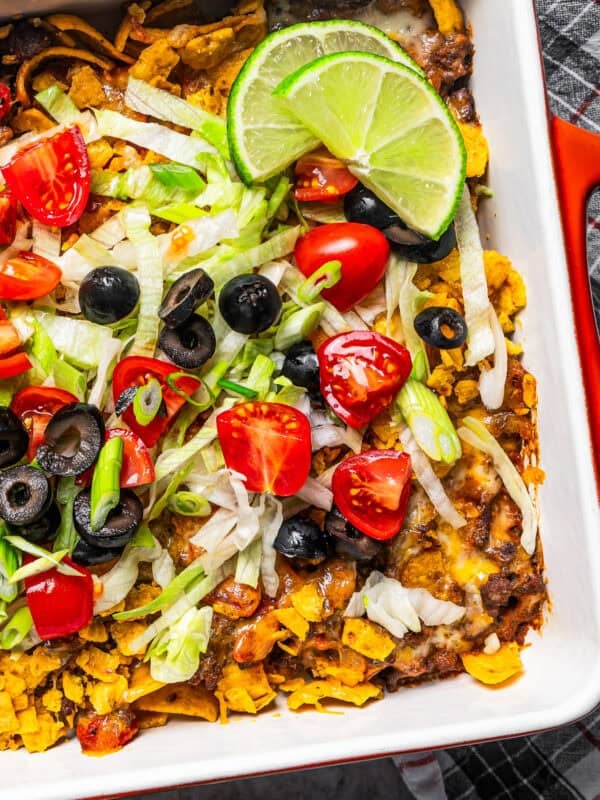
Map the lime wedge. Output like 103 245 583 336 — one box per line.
274 51 466 239
227 20 423 184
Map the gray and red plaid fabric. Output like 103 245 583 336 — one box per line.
394 2 600 798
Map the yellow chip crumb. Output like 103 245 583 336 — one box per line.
290 583 325 622
62 673 84 706
342 618 395 661
272 607 310 641
0 692 18 734
41 689 63 714
461 642 523 685
284 678 382 711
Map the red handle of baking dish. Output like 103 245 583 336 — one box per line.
550 116 600 494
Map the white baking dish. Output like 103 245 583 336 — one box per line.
0 1 599 798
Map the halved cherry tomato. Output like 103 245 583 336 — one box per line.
11 386 78 462
76 710 138 756
0 252 62 300
332 450 412 540
112 356 201 447
0 191 17 246
0 318 21 357
294 222 390 312
318 331 412 429
0 351 31 380
217 402 312 496
294 148 358 203
24 555 93 639
0 84 11 122
76 428 155 488
2 126 90 227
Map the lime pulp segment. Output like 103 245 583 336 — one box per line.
227 20 424 184
273 51 466 240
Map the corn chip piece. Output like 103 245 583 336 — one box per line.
461 642 523 685
284 679 381 711
342 618 395 661
133 684 218 722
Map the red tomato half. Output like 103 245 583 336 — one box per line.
294 149 358 203
217 402 312 496
11 386 78 462
112 356 201 447
332 450 412 540
0 318 21 357
319 331 412 429
77 428 155 488
2 126 90 228
0 84 11 122
25 556 93 639
0 252 62 300
0 191 17 246
294 222 390 312
0 351 31 380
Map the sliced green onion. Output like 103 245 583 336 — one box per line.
166 373 212 410
0 607 33 650
0 601 8 625
150 163 206 192
217 378 258 399
409 350 429 383
90 437 124 532
53 358 87 400
267 176 291 221
53 477 80 553
0 536 20 603
274 302 324 351
5 536 84 577
149 464 193 522
396 379 462 464
297 260 342 304
9 549 70 584
133 378 163 426
202 360 229 394
35 86 79 124
30 319 56 377
130 524 155 548
168 491 211 517
113 561 206 621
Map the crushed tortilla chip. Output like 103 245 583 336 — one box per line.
136 710 169 730
16 707 38 736
124 663 164 704
20 712 66 753
428 0 464 33
86 675 129 714
0 693 18 734
311 648 367 687
62 673 84 706
111 620 149 656
290 584 325 623
76 646 121 682
217 663 276 715
68 65 106 109
461 642 523 685
129 39 180 87
342 618 395 661
41 689 63 714
282 678 381 711
272 607 310 642
134 683 218 722
79 619 109 643
455 379 480 405
457 121 489 178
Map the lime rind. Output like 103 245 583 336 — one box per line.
227 19 424 185
273 51 467 240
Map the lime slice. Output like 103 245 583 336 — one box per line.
227 20 423 184
274 51 466 239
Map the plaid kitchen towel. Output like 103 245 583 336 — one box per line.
394 3 600 798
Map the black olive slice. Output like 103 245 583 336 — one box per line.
274 515 329 560
0 408 29 469
73 488 143 549
414 307 468 350
159 315 216 369
281 341 320 397
72 537 125 566
79 266 140 325
9 503 61 544
391 224 457 264
344 183 400 230
0 466 51 526
37 404 105 477
159 268 215 328
115 386 137 416
218 274 282 335
324 506 382 562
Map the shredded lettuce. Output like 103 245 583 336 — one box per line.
344 571 465 639
152 549 176 590
125 77 229 158
54 358 87 400
274 303 324 351
32 220 61 260
94 537 162 615
53 478 81 553
295 477 334 511
235 537 262 589
0 536 20 603
397 260 433 381
243 353 275 400
95 109 216 169
35 86 80 125
397 424 466 529
260 496 283 598
148 605 213 683
455 185 495 366
91 165 199 207
458 417 538 555
123 206 163 358
479 306 508 411
88 337 123 409
32 311 114 370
